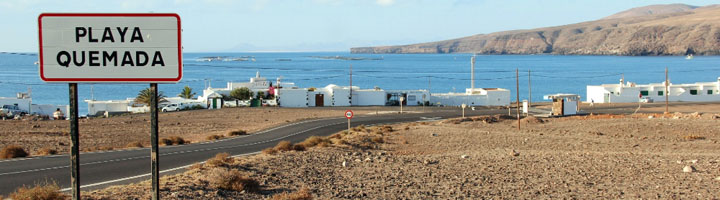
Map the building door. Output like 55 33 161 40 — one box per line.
315 94 324 107
604 93 610 103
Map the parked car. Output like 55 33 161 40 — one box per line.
161 104 180 112
0 105 24 117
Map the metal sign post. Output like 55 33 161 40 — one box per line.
69 83 80 200
461 103 467 118
150 83 159 200
38 13 182 200
345 110 353 133
399 96 405 114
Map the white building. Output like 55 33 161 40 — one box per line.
430 88 511 107
386 90 431 106
586 77 720 103
1 93 69 118
276 88 309 107
86 97 204 116
352 87 386 106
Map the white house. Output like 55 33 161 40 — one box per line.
352 87 386 106
386 90 431 106
277 88 309 107
1 93 69 118
430 88 510 107
586 77 720 103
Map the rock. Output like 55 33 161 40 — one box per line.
342 161 347 167
648 115 654 119
682 165 696 173
510 150 520 157
715 177 720 181
690 159 698 164
378 151 386 156
354 159 362 162
431 133 438 137
460 155 469 159
364 157 372 162
423 160 439 165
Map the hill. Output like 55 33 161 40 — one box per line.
350 4 720 56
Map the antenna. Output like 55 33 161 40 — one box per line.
471 54 476 92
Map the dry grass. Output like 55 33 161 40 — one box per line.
206 134 224 141
262 148 279 155
207 168 259 192
227 130 248 137
9 181 66 200
1 145 29 159
274 141 294 152
371 136 385 144
297 136 331 148
36 148 58 156
270 188 313 200
683 135 706 141
206 152 233 167
126 141 143 148
161 136 187 146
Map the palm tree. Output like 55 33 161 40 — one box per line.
135 87 167 106
178 86 196 99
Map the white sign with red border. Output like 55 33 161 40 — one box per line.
345 110 354 119
38 13 182 83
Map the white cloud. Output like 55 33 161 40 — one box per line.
376 0 395 6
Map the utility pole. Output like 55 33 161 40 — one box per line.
516 69 520 130
349 64 352 106
471 55 476 91
665 67 669 114
428 76 431 94
528 69 531 109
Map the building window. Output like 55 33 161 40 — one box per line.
708 90 713 95
657 91 663 96
640 91 649 96
690 90 698 95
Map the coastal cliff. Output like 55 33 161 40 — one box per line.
351 4 720 56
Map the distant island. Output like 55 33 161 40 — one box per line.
351 4 720 56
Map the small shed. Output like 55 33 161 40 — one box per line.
206 93 223 109
544 94 581 116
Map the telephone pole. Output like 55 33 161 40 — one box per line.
665 67 669 114
516 68 520 130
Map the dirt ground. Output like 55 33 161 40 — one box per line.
0 106 406 156
83 111 720 199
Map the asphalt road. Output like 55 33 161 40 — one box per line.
0 108 506 195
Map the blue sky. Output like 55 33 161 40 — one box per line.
1 0 717 52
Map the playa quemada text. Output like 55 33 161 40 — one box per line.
55 27 165 68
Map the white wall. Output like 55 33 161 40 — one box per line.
586 86 609 103
352 90 386 106
563 99 578 115
484 90 510 106
278 89 308 107
31 104 69 118
332 88 351 106
88 101 129 116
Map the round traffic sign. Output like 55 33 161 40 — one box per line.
345 110 354 119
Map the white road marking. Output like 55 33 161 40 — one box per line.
59 152 259 192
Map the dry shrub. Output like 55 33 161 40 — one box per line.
206 152 233 167
126 141 143 148
351 125 366 132
292 144 306 151
403 126 410 130
371 136 385 144
274 141 294 152
188 162 204 170
683 135 706 141
262 148 278 155
330 138 348 145
298 136 331 148
160 138 173 146
381 125 393 133
9 181 66 200
207 168 259 192
36 148 58 156
1 145 29 159
271 188 313 200
169 136 186 145
227 130 248 137
161 136 186 145
206 134 224 140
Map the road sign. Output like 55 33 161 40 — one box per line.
38 13 182 83
345 110 354 119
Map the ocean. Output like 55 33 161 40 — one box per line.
1 52 719 115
